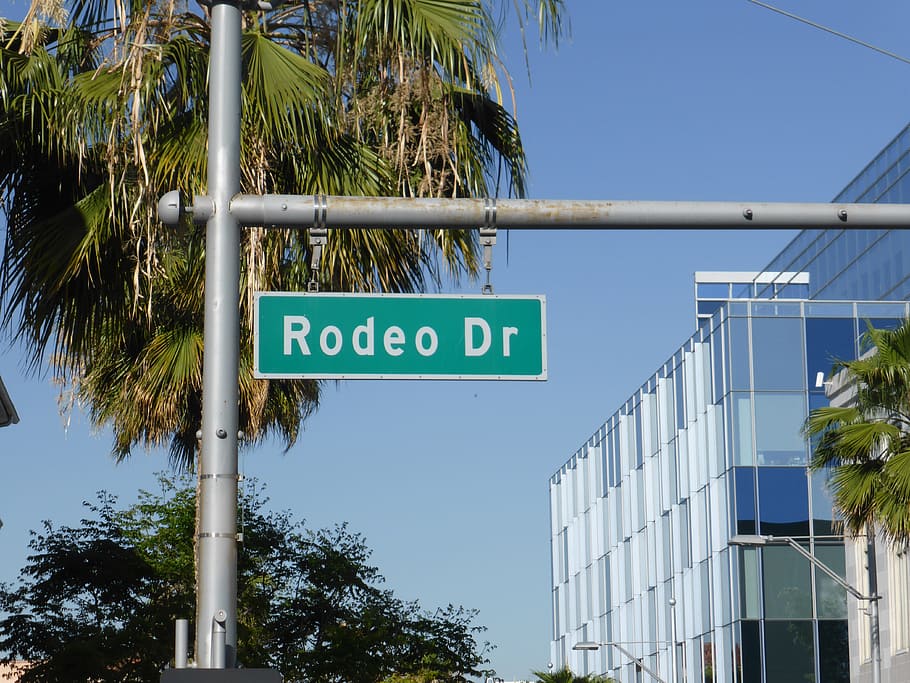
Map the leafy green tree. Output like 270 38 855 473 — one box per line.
0 475 491 682
805 320 910 542
0 0 567 468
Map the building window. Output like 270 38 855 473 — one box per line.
731 393 753 466
734 467 756 535
763 620 815 683
736 620 762 683
814 543 848 620
810 470 838 536
728 317 751 391
805 317 856 387
889 543 910 653
751 317 804 391
753 393 807 466
817 620 850 683
762 545 812 619
757 467 809 537
736 546 761 620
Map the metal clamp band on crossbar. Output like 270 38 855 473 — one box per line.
483 197 497 230
480 198 497 294
313 194 328 230
224 194 910 230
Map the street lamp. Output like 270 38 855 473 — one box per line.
728 533 880 683
573 640 672 683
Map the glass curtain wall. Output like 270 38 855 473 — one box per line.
756 123 910 302
549 300 908 683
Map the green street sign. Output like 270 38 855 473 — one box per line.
254 293 547 380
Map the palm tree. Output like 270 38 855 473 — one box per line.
0 0 567 467
533 666 617 683
805 320 910 543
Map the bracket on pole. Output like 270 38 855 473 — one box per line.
480 198 497 295
307 228 327 292
308 195 328 292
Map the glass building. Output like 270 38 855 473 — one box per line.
548 121 910 683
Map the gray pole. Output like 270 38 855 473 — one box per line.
669 598 679 683
866 526 881 683
175 619 189 669
196 0 241 668
225 194 910 229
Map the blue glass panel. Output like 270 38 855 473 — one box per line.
858 317 905 354
856 302 906 318
728 317 750 391
757 467 809 536
634 407 643 469
674 365 685 430
732 284 754 299
698 300 724 317
698 283 730 298
754 393 807 466
806 302 854 317
818 620 849 683
751 302 801 317
734 467 756 535
776 283 809 299
808 392 829 455
805 317 856 388
811 470 838 536
712 327 725 403
763 621 814 682
752 317 804 391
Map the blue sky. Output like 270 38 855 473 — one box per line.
4 0 910 678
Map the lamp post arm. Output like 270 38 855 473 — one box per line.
783 538 875 601
608 642 667 683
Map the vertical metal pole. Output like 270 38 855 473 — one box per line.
196 0 241 668
669 598 679 683
175 619 189 668
866 527 881 683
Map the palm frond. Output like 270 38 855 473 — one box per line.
805 318 910 542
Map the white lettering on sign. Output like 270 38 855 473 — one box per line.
320 325 343 355
384 326 406 356
415 326 439 356
354 317 374 356
465 317 491 357
502 326 518 356
284 316 311 355
282 315 520 359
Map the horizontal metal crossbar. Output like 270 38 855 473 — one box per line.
224 194 910 230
